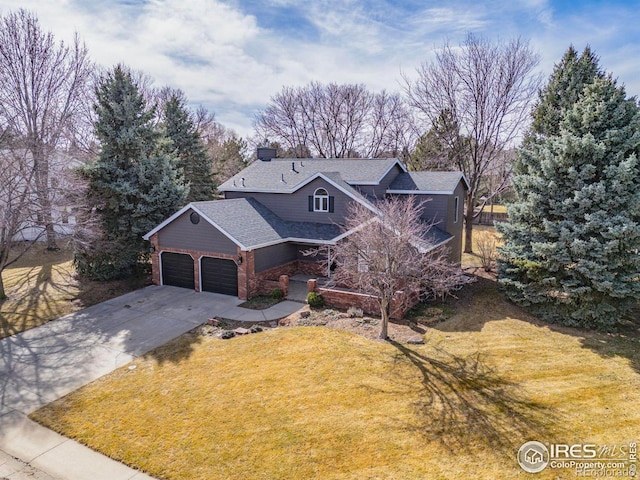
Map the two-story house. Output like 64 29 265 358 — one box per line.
143 148 468 300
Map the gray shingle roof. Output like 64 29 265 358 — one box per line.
388 171 468 193
218 158 403 192
191 198 341 249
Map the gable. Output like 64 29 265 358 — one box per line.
156 209 237 255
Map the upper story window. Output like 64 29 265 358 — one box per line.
454 196 459 223
313 188 329 212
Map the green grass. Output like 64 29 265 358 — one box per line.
0 244 150 338
31 278 640 479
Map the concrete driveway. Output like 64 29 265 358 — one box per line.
0 285 244 479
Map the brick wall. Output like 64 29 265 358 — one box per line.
311 285 419 320
250 261 298 297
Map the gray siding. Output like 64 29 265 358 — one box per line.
254 243 297 273
444 181 466 264
157 210 237 255
413 194 448 228
225 177 354 224
355 164 403 198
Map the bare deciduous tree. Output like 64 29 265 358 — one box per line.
255 82 414 159
0 9 92 250
0 148 40 300
329 196 465 340
404 34 541 253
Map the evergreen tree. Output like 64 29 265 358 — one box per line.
498 51 640 330
75 65 187 280
163 91 216 201
530 46 603 137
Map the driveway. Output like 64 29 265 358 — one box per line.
0 285 245 479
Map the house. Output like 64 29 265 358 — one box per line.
143 148 468 302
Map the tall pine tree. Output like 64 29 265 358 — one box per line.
498 48 640 330
75 65 187 280
163 91 216 202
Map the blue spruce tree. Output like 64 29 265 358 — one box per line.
75 66 187 280
498 49 640 330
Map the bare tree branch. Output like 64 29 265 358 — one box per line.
404 34 541 253
255 82 415 158
327 196 466 339
0 9 92 250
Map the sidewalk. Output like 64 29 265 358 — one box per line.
0 286 303 479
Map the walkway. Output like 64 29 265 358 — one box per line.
0 285 303 479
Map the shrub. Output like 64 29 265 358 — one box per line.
270 288 284 300
347 307 364 318
475 230 501 272
220 330 235 340
307 292 324 308
250 325 263 333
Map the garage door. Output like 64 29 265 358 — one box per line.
161 252 195 289
201 257 238 296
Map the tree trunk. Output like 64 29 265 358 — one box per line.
33 145 57 250
0 272 6 301
464 195 474 254
379 299 390 340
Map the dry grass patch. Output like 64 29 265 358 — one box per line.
0 244 150 338
32 282 640 479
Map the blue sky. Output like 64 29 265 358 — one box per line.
2 0 640 137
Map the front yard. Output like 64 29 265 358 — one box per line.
31 276 640 479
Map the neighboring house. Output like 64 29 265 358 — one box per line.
143 148 468 301
0 149 79 242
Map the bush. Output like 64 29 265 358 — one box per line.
347 306 364 318
306 292 324 308
475 230 501 272
270 288 284 300
220 330 235 340
250 325 263 333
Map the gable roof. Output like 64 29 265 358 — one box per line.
218 158 406 193
143 198 342 250
387 171 469 194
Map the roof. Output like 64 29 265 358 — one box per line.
387 171 469 194
144 198 342 250
218 158 406 193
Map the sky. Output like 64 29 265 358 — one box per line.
2 0 639 138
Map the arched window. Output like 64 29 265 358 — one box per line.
313 188 329 212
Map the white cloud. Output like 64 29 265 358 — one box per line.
1 0 639 138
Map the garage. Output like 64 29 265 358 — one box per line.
161 252 195 289
201 257 238 296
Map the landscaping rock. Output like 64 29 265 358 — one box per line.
406 335 425 345
299 311 311 319
234 327 251 335
207 318 221 326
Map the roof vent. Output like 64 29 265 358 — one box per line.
241 177 245 187
291 162 298 173
280 173 286 183
233 179 236 187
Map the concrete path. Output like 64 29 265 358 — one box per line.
0 285 303 479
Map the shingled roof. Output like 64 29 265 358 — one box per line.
145 198 343 250
388 171 469 194
218 158 405 192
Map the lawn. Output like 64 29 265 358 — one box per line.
0 244 150 338
31 276 640 479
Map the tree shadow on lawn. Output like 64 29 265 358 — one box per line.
388 341 561 457
428 274 640 376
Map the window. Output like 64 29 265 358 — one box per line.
454 196 459 223
313 188 329 212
